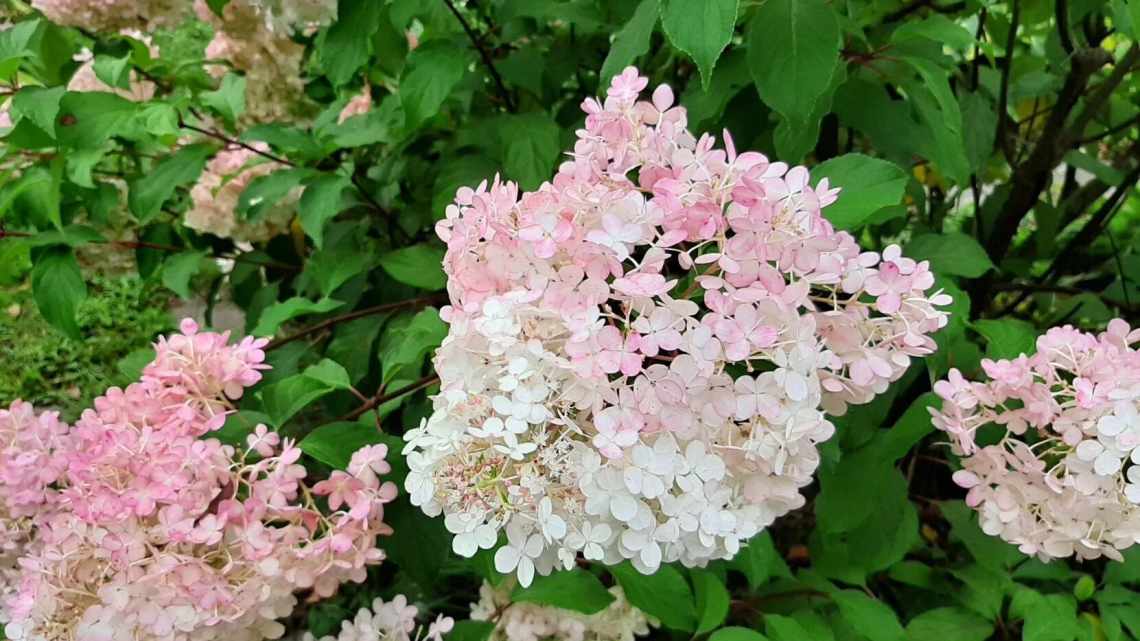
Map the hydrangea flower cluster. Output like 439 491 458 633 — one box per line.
403 67 951 585
301 595 454 641
932 319 1140 561
195 0 310 124
1 320 396 641
31 0 187 31
470 582 654 641
186 143 296 242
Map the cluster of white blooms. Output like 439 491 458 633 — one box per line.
470 582 654 641
244 0 337 32
301 595 454 641
932 319 1140 561
403 68 951 586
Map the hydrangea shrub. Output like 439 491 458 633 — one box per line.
2 0 1140 640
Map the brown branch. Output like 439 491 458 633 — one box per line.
266 294 447 350
442 0 516 112
340 374 440 421
1065 44 1140 142
178 119 297 167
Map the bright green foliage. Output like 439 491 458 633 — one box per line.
2 0 1140 640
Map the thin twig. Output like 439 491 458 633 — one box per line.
1076 111 1140 144
266 294 447 350
340 374 441 421
442 0 516 112
178 119 297 167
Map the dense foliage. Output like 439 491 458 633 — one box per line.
1 0 1139 640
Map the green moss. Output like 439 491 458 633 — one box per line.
0 276 173 421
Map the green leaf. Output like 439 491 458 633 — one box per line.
905 607 992 641
501 112 561 191
682 49 751 130
660 0 738 89
940 501 1023 568
746 0 840 123
92 53 131 89
238 167 313 221
730 532 791 589
22 224 105 248
400 42 468 129
202 73 247 125
379 243 446 290
305 247 372 298
206 0 231 16
972 318 1038 360
609 562 697 632
766 614 812 641
891 15 975 51
319 0 384 85
812 154 909 230
960 90 997 174
11 86 64 138
303 359 352 390
253 297 345 336
1105 547 1140 585
129 144 214 223
300 421 387 469
31 246 86 339
260 373 338 427
161 250 207 299
1009 588 1082 641
832 590 905 641
709 627 769 641
378 308 447 385
512 569 616 615
327 316 385 384
691 568 730 634
600 0 659 86
55 92 137 149
905 232 995 278
299 174 351 248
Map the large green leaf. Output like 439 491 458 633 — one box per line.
905 232 995 278
31 245 86 339
812 154 909 230
600 0 659 85
400 42 468 129
660 0 738 89
511 569 616 614
55 92 137 148
379 243 446 290
129 145 215 223
905 608 992 641
747 0 840 124
319 0 385 85
609 562 697 632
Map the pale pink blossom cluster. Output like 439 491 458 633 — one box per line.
196 0 310 124
932 319 1140 561
301 595 454 641
403 67 951 585
0 320 396 641
186 143 296 242
470 582 654 641
31 0 187 30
